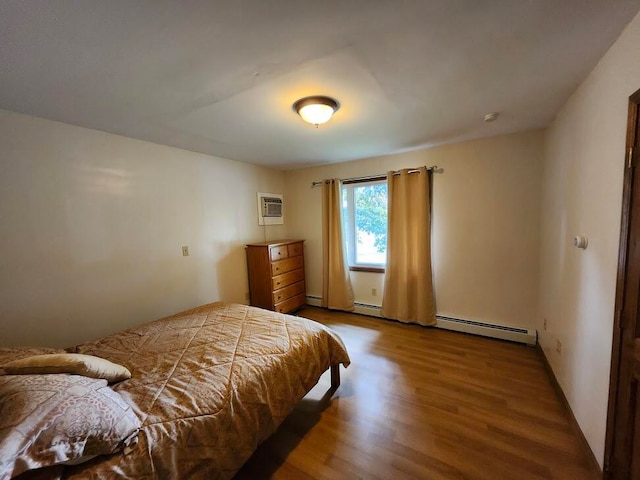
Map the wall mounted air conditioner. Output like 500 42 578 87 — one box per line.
257 192 284 225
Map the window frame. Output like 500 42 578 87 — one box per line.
342 179 387 272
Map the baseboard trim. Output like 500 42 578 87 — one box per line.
306 295 322 307
305 296 536 345
306 296 385 317
436 315 536 346
536 344 602 478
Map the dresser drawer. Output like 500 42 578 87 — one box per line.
273 281 305 305
272 268 305 291
271 255 303 276
287 242 304 257
270 245 289 262
275 293 306 313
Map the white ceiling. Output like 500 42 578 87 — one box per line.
1 1 639 170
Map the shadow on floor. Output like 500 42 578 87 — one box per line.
233 385 337 479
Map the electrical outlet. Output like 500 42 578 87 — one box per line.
556 339 562 355
182 246 189 256
245 292 250 301
372 288 377 296
543 318 547 331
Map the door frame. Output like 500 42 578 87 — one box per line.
604 87 640 479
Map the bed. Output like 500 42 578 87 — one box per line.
1 302 350 479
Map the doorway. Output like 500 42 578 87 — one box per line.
605 87 640 479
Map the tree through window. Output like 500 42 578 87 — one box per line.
342 180 388 267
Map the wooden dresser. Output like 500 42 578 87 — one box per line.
246 240 306 314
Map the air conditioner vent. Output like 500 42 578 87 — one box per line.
262 197 282 217
257 192 284 225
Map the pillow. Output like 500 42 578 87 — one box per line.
0 347 66 375
0 374 141 478
2 354 131 383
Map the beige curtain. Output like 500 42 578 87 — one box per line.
321 179 355 311
381 167 436 325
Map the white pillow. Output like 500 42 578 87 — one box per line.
2 353 131 383
0 347 66 375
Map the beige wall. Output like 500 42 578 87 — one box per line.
285 130 544 330
538 11 640 467
0 110 285 347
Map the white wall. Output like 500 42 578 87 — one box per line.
285 130 543 330
0 110 285 347
537 11 640 467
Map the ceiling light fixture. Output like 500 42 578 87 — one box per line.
293 96 340 127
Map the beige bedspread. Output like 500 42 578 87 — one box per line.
59 302 350 479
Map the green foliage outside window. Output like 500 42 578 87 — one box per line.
354 184 387 253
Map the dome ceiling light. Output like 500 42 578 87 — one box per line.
293 96 340 127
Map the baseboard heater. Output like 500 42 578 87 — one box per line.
305 295 536 345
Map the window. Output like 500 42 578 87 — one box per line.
342 180 388 270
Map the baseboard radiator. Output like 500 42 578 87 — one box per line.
305 295 536 345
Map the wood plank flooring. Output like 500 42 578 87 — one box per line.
234 307 600 480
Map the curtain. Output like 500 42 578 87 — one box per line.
321 179 355 311
381 167 436 325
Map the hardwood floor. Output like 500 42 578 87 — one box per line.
234 307 600 480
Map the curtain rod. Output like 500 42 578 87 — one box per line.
310 165 442 188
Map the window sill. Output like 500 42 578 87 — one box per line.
349 266 385 273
